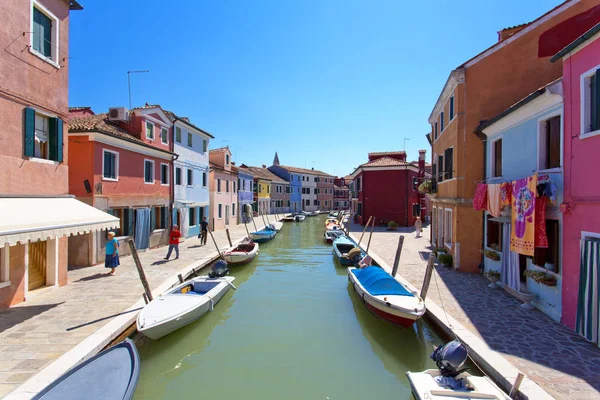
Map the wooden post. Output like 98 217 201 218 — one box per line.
391 235 405 277
420 255 435 300
252 216 258 232
261 213 267 228
243 221 250 236
177 274 184 284
207 229 224 260
366 218 376 252
509 373 525 399
357 216 373 248
142 293 149 304
127 239 153 302
225 228 233 247
265 214 271 224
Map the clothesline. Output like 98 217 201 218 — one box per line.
474 169 561 184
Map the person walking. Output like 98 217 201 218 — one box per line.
105 231 120 276
414 216 423 238
165 225 182 260
199 217 208 245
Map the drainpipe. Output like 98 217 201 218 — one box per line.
475 126 487 274
405 165 409 226
170 120 179 229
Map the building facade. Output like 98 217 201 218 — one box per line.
428 0 597 273
268 161 302 212
333 185 350 210
168 111 213 238
317 174 334 210
235 165 254 223
209 148 238 231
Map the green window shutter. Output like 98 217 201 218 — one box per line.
56 118 63 162
24 108 35 157
150 207 156 231
593 70 600 131
127 208 134 236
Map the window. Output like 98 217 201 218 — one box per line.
449 96 454 120
154 206 167 230
144 160 154 183
267 185 270 194
233 181 236 193
412 177 418 191
103 150 118 180
226 180 230 193
258 184 262 193
187 132 192 147
412 203 422 217
437 154 444 182
189 207 196 226
444 209 452 248
203 172 207 187
175 167 182 185
146 121 154 140
440 111 445 131
357 202 362 216
581 68 600 137
160 128 168 144
226 154 230 165
434 122 438 141
203 139 208 152
305 199 310 206
533 220 560 273
492 138 502 178
444 148 453 180
32 3 58 64
108 208 133 237
539 115 561 170
314 177 317 182
217 179 222 192
313 200 318 206
486 215 503 251
291 187 294 194
34 113 49 159
1 245 9 288
24 109 63 162
160 164 169 185
187 169 193 186
232 203 236 216
218 204 223 219
175 127 182 143
357 177 362 191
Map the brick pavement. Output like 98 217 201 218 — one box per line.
347 221 600 400
0 217 276 398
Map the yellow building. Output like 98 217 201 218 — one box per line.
256 178 271 214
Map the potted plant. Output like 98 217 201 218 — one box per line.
481 249 501 261
438 254 453 268
387 221 398 231
418 179 432 194
486 270 501 288
524 270 557 287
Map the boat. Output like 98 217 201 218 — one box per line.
293 214 306 222
32 338 140 400
268 221 284 231
249 226 277 242
137 276 236 340
325 218 339 227
407 341 510 400
306 211 319 217
282 215 295 222
332 236 365 266
324 229 345 243
348 266 425 327
222 238 259 264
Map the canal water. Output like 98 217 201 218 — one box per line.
134 215 446 399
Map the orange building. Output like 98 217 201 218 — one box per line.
428 0 598 272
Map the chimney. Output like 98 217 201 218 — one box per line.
231 161 236 165
262 164 266 168
418 150 426 173
312 167 314 170
181 117 190 122
497 24 528 42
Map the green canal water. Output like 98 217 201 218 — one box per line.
134 215 446 399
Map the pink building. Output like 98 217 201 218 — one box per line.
551 22 600 338
209 147 238 231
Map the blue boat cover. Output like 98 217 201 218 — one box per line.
351 267 413 297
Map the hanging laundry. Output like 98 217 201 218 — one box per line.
535 195 549 248
473 183 488 211
510 175 538 256
500 182 512 207
487 183 502 217
537 175 558 204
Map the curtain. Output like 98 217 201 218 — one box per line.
576 239 600 346
134 208 151 250
179 207 189 237
501 223 520 292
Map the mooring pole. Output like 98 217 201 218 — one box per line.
391 235 405 277
177 274 184 284
357 216 373 248
420 255 435 300
261 213 267 228
265 213 271 224
127 239 153 302
208 229 224 260
366 219 376 253
509 373 525 399
252 215 258 232
225 228 233 247
243 221 250 236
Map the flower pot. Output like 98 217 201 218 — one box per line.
487 276 500 289
519 291 536 310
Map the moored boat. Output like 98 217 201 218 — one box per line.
324 229 345 243
137 276 236 340
282 215 295 222
32 339 140 400
325 218 339 227
293 214 306 222
222 238 259 264
249 226 277 242
332 236 365 266
348 266 425 327
269 221 284 231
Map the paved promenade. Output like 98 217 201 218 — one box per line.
346 221 600 400
0 217 277 399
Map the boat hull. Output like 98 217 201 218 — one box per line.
222 242 259 264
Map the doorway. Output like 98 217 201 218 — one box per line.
28 241 47 291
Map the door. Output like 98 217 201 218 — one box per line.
225 205 230 225
437 209 443 247
134 208 151 250
28 241 47 291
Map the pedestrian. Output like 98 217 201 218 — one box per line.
165 225 182 260
105 231 120 276
199 217 208 245
415 216 423 238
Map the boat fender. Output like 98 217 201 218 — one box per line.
209 298 214 312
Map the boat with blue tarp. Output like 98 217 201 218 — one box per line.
249 226 277 243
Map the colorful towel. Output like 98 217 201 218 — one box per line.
510 175 538 256
487 184 502 217
535 195 549 248
473 184 488 210
500 182 512 207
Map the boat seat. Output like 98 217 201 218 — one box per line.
186 290 208 295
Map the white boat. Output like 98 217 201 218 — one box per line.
347 266 425 327
268 221 283 231
222 238 259 264
294 214 306 221
407 370 511 400
137 276 236 340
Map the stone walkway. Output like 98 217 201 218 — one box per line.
0 217 277 398
346 221 600 400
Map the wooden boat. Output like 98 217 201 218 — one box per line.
222 238 259 264
249 226 277 242
332 236 365 266
325 218 339 227
32 339 140 400
268 221 283 231
324 229 345 243
406 370 510 399
348 266 425 327
137 276 236 340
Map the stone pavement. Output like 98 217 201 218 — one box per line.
346 221 600 400
0 217 277 398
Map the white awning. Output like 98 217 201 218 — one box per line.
0 198 120 246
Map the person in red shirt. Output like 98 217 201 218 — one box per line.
164 225 182 260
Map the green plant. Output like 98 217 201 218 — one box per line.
438 254 453 267
486 270 500 279
388 221 398 228
481 249 501 261
524 270 557 286
418 179 432 194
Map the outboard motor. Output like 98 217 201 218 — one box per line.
208 260 229 278
430 340 468 377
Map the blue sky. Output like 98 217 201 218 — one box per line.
69 0 561 177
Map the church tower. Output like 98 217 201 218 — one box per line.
273 151 280 166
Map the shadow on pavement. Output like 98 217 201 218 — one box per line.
0 303 63 334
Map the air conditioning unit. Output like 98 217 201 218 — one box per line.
108 107 129 122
